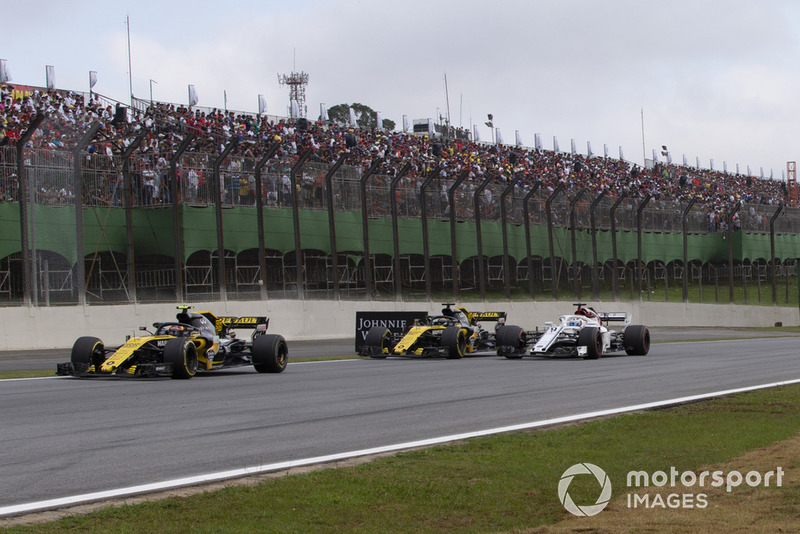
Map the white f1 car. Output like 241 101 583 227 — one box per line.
496 303 650 359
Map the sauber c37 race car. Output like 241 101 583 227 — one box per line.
496 303 650 359
358 303 507 359
56 306 288 379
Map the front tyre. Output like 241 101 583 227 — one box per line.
363 326 391 358
164 338 198 379
623 325 650 355
71 336 105 371
441 326 467 359
252 334 288 373
577 326 602 360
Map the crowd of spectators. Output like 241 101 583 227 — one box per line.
0 83 790 222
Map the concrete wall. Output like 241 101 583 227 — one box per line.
0 300 797 351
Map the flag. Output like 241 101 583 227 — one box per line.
0 59 10 83
495 128 502 145
587 141 593 157
710 158 714 170
89 71 98 89
653 149 658 162
747 165 752 176
376 111 383 130
473 124 480 142
604 144 609 158
349 107 357 127
553 136 560 152
535 133 541 150
570 139 576 155
258 94 267 115
46 65 55 90
515 130 522 146
618 146 624 161
696 157 700 170
402 115 409 132
188 85 198 106
320 103 328 121
290 99 299 119
683 154 688 166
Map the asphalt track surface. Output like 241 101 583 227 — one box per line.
1 328 799 515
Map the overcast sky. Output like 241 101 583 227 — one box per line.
4 0 800 177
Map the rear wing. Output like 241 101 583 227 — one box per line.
215 316 269 333
596 312 631 325
469 311 507 323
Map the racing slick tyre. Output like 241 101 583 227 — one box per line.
164 337 198 379
364 326 392 358
441 326 467 359
577 326 603 360
71 336 105 371
623 324 650 356
496 325 526 359
252 334 288 373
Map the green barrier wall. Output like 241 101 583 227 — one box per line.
0 203 797 265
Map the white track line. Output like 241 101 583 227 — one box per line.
3 377 800 517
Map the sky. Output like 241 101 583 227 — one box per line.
3 0 800 178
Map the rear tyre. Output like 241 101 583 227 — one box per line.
252 334 289 373
577 327 602 359
164 338 198 379
496 325 526 359
441 326 467 359
623 325 650 355
71 336 105 370
364 326 391 358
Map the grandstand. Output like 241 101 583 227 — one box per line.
0 79 798 307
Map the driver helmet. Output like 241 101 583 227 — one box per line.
168 325 185 337
576 306 597 319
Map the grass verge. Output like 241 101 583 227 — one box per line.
3 384 800 533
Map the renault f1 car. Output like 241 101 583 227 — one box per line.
56 306 288 379
496 303 650 359
358 303 507 359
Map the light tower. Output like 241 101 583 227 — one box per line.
788 161 798 207
278 70 309 119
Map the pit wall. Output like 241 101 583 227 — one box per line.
0 300 797 351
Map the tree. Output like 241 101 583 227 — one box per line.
325 103 395 131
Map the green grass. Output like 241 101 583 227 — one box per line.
5 384 800 533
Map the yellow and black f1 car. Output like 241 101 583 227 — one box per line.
358 303 507 359
56 306 288 379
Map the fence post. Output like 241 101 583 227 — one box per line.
474 174 496 301
359 158 385 300
16 113 45 306
72 121 102 306
545 184 565 300
569 189 586 300
169 134 195 303
681 198 696 303
610 193 627 301
212 138 239 302
290 150 313 300
254 144 281 300
589 190 607 300
522 182 542 299
769 206 783 306
501 175 524 301
420 166 441 302
390 162 412 301
636 194 652 301
120 130 147 303
727 204 741 303
448 170 469 302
